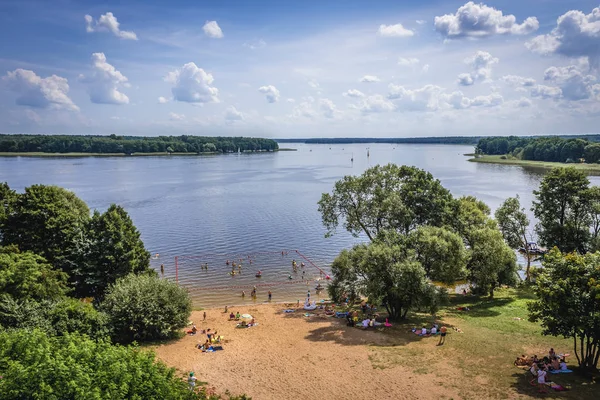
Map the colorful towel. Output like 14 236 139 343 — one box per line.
550 369 573 374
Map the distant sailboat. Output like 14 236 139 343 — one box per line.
237 147 241 154
367 149 370 158
351 153 354 162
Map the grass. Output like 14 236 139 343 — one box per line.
468 155 600 174
367 288 598 399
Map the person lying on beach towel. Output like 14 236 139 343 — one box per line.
283 309 295 313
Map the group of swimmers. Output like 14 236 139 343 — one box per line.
240 286 273 301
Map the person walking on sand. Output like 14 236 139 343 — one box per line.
203 311 206 321
188 372 197 390
438 326 447 345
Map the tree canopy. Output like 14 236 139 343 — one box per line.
495 196 534 280
528 248 600 371
318 164 454 240
476 136 597 163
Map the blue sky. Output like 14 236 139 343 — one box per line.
1 0 599 137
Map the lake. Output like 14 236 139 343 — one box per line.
3 143 598 307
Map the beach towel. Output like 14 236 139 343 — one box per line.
335 312 348 318
545 382 568 391
283 309 295 313
550 369 573 374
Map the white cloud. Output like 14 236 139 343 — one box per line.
388 84 446 111
422 64 430 73
530 84 562 99
308 80 320 89
258 85 280 103
516 97 532 107
286 98 295 103
3 69 79 111
79 53 129 105
357 94 395 114
165 62 219 103
291 102 318 119
377 23 414 37
224 106 244 121
169 112 185 121
526 7 600 69
457 51 499 86
398 57 420 67
360 75 380 83
501 75 536 87
343 89 365 98
434 2 539 38
203 21 223 38
416 20 426 25
543 65 598 101
469 92 504 107
158 96 169 104
84 12 137 40
319 98 339 118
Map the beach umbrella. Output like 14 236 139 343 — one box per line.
240 314 253 320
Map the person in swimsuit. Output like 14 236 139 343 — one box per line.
438 326 447 345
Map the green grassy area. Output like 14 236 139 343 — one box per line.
468 155 600 174
368 288 598 399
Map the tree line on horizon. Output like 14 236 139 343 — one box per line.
476 135 600 163
319 165 600 371
0 134 278 154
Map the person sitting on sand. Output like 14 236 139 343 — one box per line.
235 311 240 320
551 357 560 371
421 326 428 335
430 325 437 335
537 366 548 393
229 312 235 320
560 359 567 371
549 348 556 359
187 325 197 335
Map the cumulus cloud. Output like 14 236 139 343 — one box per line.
3 69 79 111
343 89 365 98
543 65 598 101
457 51 499 86
530 84 562 99
434 2 539 38
308 80 320 89
158 96 169 104
319 98 339 118
398 57 420 67
422 64 430 73
84 12 137 40
291 102 318 119
79 53 129 105
378 23 414 37
165 62 219 103
388 83 504 110
526 7 600 69
516 97 532 107
203 21 223 38
469 92 504 107
501 75 536 87
258 85 280 103
169 112 185 121
224 106 244 121
360 75 380 83
357 94 395 114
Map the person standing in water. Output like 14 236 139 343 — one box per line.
268 291 272 301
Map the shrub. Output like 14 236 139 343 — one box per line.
101 274 192 343
0 329 211 399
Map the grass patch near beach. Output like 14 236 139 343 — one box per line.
468 154 600 174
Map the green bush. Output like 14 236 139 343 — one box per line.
0 329 211 400
101 274 191 343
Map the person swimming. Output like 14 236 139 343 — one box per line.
288 274 293 280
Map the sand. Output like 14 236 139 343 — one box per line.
153 303 463 400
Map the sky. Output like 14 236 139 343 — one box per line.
0 0 599 138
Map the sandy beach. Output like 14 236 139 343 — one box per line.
153 303 464 400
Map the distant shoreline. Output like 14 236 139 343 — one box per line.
468 154 600 174
0 149 296 157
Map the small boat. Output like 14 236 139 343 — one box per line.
518 242 546 255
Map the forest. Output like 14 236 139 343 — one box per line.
476 135 600 163
0 134 279 154
277 136 481 144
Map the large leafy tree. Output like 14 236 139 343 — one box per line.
587 186 600 252
328 240 443 320
0 246 69 301
528 249 600 371
318 164 453 240
78 204 151 298
495 196 534 281
0 182 17 240
532 167 590 253
450 195 494 247
467 227 518 298
408 226 466 284
0 329 214 400
1 185 90 277
101 274 192 343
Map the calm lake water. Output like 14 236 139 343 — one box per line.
3 143 599 307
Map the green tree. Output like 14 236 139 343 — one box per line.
408 226 466 284
79 204 151 298
495 195 534 281
450 195 494 246
318 164 453 240
1 185 90 278
528 249 600 371
467 227 518 298
0 246 69 301
0 182 17 239
0 329 214 399
101 274 192 343
584 143 600 163
532 167 590 253
588 186 600 252
328 240 442 320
